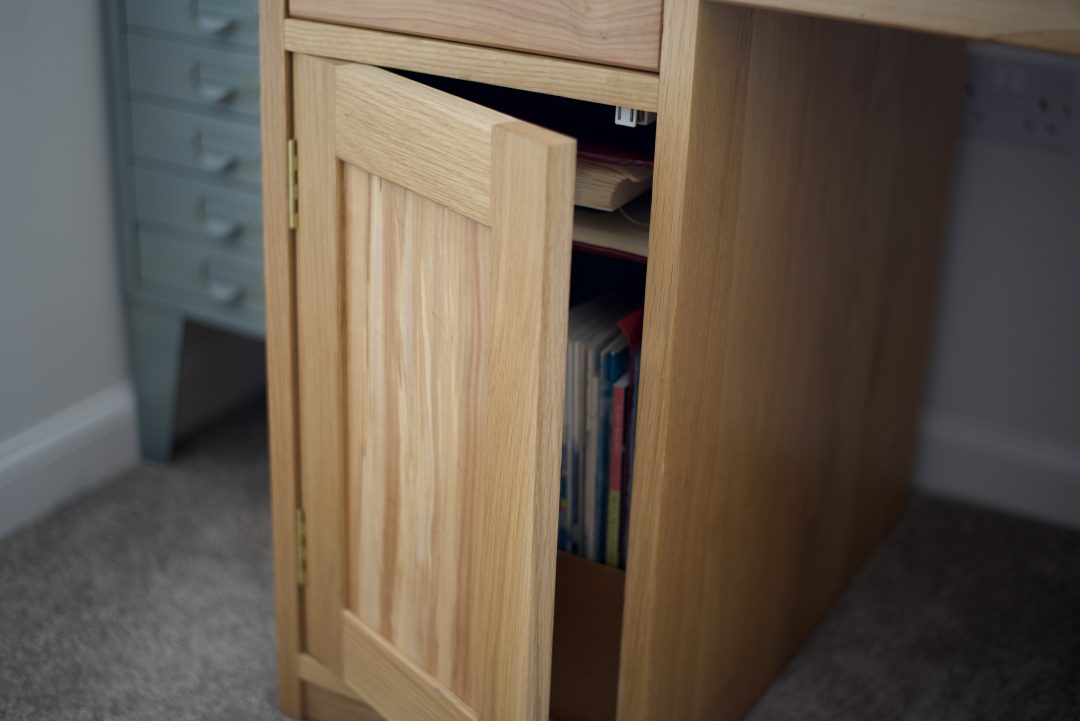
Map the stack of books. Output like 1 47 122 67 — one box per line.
559 296 643 569
574 159 653 212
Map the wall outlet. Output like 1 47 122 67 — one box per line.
963 50 1077 153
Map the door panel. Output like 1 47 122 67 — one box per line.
343 611 478 721
293 54 574 721
344 167 492 688
334 66 504 224
295 52 347 676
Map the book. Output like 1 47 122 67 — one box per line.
577 141 654 168
560 297 641 562
563 295 627 553
596 335 629 563
575 159 653 212
561 295 620 552
572 193 650 262
606 371 631 567
582 322 623 562
583 350 599 559
616 308 644 567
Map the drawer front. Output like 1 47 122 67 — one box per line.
289 0 663 71
133 169 262 252
131 103 262 186
137 231 264 317
126 0 259 49
127 35 260 117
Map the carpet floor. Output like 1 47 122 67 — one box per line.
1 403 1077 720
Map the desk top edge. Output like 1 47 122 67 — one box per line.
711 0 1080 56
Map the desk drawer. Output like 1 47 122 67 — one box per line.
131 103 261 186
133 169 262 252
127 35 260 117
289 0 662 71
126 0 259 49
137 231 264 317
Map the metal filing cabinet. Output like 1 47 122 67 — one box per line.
104 0 265 460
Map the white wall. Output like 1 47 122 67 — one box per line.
0 0 138 538
915 45 1080 530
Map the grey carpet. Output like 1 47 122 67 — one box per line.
1 402 1078 720
0 403 287 721
744 494 1080 721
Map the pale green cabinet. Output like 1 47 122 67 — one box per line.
104 0 265 460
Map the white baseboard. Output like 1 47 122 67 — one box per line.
914 411 1080 531
0 382 139 540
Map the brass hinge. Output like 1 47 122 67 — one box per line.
295 507 307 587
287 138 299 230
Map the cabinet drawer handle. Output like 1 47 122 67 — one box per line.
202 260 246 305
204 216 240 240
196 81 235 104
198 149 237 173
196 13 235 36
205 278 245 305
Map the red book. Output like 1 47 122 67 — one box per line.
606 372 631 567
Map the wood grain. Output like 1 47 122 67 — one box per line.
284 19 659 111
618 3 965 721
258 0 301 714
474 120 574 721
340 122 572 721
333 64 511 225
304 682 385 721
290 0 662 70
301 653 368 703
294 56 574 721
294 53 348 676
342 611 478 721
846 51 964 573
344 166 494 696
716 0 1080 55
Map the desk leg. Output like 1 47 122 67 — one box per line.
619 3 966 720
128 302 185 462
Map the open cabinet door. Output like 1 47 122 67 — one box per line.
291 54 574 721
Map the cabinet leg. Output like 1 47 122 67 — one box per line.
127 303 186 462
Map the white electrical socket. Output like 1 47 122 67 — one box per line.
962 49 1078 153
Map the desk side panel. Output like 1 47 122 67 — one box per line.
619 3 965 720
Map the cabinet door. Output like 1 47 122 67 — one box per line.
292 55 574 721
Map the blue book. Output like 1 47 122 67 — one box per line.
594 335 629 561
561 294 624 554
582 325 618 561
621 352 641 566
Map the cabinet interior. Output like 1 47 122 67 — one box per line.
398 70 655 263
551 249 647 721
396 70 657 158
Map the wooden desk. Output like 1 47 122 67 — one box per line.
257 2 1078 721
